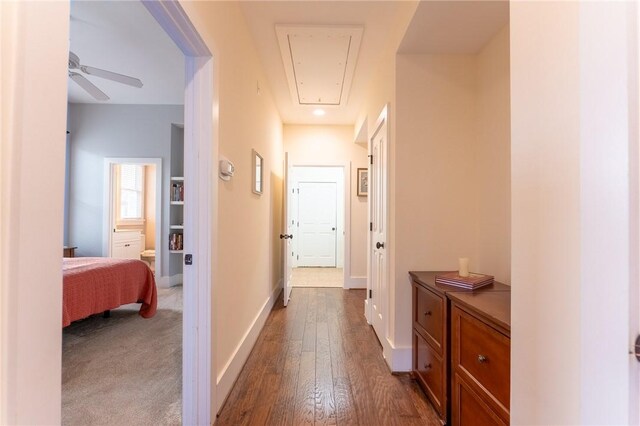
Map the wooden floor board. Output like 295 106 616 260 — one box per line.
215 288 440 426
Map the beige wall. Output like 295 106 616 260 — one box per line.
510 3 581 423
395 54 479 366
355 1 419 368
475 26 511 285
181 1 284 413
283 125 368 279
0 1 69 423
388 27 512 370
511 2 639 424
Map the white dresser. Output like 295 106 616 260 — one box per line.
111 230 141 260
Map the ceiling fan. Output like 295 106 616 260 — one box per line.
68 51 143 101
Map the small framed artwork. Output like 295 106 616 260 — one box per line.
357 167 368 197
252 149 263 195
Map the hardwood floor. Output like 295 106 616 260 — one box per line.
216 288 440 425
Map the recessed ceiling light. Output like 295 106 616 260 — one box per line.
313 109 326 116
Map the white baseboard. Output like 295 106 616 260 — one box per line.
364 298 372 324
215 281 282 413
388 340 412 372
345 276 366 289
156 273 183 288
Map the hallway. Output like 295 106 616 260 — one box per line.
216 288 439 425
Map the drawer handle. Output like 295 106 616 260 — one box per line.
477 354 488 363
423 363 432 370
423 310 432 316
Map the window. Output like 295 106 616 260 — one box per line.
116 164 145 225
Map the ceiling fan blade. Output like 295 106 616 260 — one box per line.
70 72 110 101
81 65 143 88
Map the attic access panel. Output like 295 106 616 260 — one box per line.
276 25 363 106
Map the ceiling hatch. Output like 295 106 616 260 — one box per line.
276 25 363 106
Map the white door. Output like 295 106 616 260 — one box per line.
282 153 294 306
370 107 388 344
298 182 337 267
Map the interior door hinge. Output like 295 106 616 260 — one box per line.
368 154 373 165
297 188 299 194
369 289 372 298
370 222 373 231
297 255 299 260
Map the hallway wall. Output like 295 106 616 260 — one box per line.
284 125 368 284
181 1 284 414
354 1 419 370
510 2 639 423
393 27 510 371
357 13 510 371
0 2 70 423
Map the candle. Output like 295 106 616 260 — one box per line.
459 257 470 277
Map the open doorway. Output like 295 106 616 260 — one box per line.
290 166 345 288
62 1 212 424
103 158 162 276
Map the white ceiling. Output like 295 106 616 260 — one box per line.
240 1 415 125
68 1 184 105
398 1 509 54
276 25 363 106
67 1 508 117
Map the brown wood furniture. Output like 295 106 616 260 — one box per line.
63 246 77 258
409 271 511 425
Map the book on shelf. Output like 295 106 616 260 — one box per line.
169 232 183 251
171 182 184 202
435 271 494 290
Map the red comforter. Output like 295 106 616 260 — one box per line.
62 257 157 327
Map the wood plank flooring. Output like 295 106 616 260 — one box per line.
216 288 440 426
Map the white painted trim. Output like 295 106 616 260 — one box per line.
345 276 366 289
364 299 371 324
369 104 390 354
292 166 345 268
365 122 372 324
156 273 183 289
141 2 213 425
387 340 412 372
216 282 283 414
289 162 351 290
102 157 163 278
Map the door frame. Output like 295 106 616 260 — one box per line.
140 2 214 424
288 163 352 288
102 157 162 275
366 105 390 355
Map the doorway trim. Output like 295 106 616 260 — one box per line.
142 2 213 424
102 157 162 277
366 105 391 365
288 163 353 288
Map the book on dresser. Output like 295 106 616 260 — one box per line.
435 271 494 289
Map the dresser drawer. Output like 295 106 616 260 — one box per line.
452 305 510 414
413 283 444 352
414 330 445 418
452 373 506 426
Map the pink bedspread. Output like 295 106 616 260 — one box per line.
62 257 157 327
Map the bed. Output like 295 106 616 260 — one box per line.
62 257 157 327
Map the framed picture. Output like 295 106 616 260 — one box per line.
357 167 368 197
252 149 263 195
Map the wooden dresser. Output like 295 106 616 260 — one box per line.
449 291 511 425
409 271 511 425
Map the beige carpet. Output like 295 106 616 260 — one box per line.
62 286 182 426
291 267 344 288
